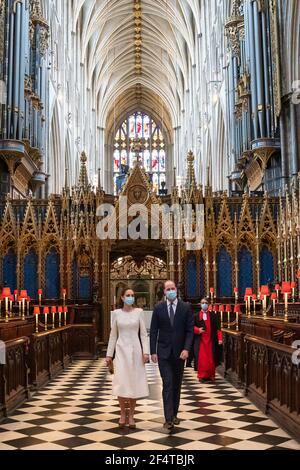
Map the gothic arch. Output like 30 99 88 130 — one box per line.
49 102 62 194
215 103 227 191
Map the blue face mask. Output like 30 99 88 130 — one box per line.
202 304 208 311
124 296 135 306
166 290 177 301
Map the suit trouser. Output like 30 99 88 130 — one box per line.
158 357 185 422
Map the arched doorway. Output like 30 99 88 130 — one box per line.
109 242 167 331
110 252 167 308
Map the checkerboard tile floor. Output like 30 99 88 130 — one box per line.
0 360 299 450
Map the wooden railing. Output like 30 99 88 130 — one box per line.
0 324 96 419
223 325 300 438
0 337 30 418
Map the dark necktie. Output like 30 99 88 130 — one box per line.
169 302 175 327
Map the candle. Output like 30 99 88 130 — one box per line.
219 305 224 328
18 296 22 317
2 288 11 323
245 288 253 317
63 306 68 326
275 284 281 300
252 294 257 315
271 293 277 317
27 296 31 316
51 306 57 329
284 293 288 322
226 305 232 329
14 289 18 304
210 288 215 304
38 289 43 306
62 289 67 306
234 305 241 331
281 282 291 323
234 288 238 303
58 306 63 327
34 306 40 333
260 286 270 319
9 295 13 314
291 282 296 303
43 307 49 331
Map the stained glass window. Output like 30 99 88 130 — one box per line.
113 112 166 194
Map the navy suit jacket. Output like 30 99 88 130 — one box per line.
150 300 194 360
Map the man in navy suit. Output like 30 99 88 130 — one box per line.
150 280 194 431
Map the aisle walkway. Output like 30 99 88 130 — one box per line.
0 360 299 450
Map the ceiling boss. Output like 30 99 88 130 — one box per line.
134 0 142 76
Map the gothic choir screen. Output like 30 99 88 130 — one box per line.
0 0 299 453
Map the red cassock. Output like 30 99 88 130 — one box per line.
194 311 222 381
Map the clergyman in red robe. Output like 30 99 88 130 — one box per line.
193 299 223 383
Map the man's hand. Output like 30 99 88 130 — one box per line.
180 350 189 361
143 354 150 364
151 354 158 364
198 328 205 334
105 357 113 366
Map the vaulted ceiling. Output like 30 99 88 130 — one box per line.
73 0 200 135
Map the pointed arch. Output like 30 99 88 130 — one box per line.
49 102 63 194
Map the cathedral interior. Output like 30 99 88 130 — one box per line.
0 0 300 452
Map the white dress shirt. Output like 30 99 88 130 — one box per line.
167 298 178 318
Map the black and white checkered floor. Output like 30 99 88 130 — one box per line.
0 360 299 450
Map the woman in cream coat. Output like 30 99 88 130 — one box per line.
106 288 150 428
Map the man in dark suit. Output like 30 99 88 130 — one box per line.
150 280 194 431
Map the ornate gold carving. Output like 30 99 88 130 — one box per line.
133 0 142 75
245 160 264 191
29 0 49 56
225 0 244 58
128 184 148 204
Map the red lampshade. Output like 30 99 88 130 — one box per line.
38 289 43 295
219 305 224 312
33 306 40 315
260 285 270 296
58 306 63 313
27 296 31 302
208 305 213 312
252 294 257 301
234 304 241 313
63 306 68 313
20 290 27 298
271 293 277 300
61 288 67 295
234 288 238 294
226 305 232 312
245 288 253 296
297 270 300 279
51 306 57 313
14 289 18 295
213 305 219 312
9 295 14 301
18 295 22 302
275 284 281 291
210 287 215 294
291 282 297 289
43 306 49 314
2 287 11 297
281 282 291 294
